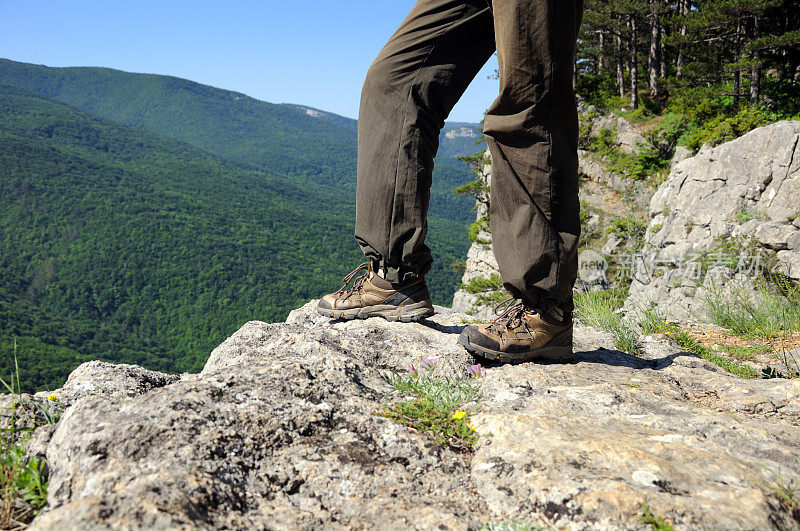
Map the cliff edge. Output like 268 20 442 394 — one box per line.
16 302 800 529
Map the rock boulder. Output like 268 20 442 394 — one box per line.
28 302 800 529
627 121 800 319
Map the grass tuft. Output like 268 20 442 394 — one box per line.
574 289 643 356
658 324 760 379
1 340 51 527
640 502 674 531
703 276 800 339
763 468 800 522
378 363 481 452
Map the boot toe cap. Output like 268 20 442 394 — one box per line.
460 324 500 351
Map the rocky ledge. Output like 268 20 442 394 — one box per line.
20 302 800 529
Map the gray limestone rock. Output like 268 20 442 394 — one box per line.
28 302 800 530
669 145 693 169
628 121 800 319
34 360 181 407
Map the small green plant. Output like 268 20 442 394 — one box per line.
456 149 490 176
589 126 617 155
453 178 490 198
449 260 466 274
1 341 50 526
640 502 674 531
723 344 760 361
461 274 503 294
476 291 508 306
605 214 647 244
574 289 642 356
2 445 48 511
481 519 547 531
469 216 491 244
734 208 767 224
703 275 800 339
763 468 799 521
579 201 603 248
637 306 666 336
460 274 507 307
578 108 601 149
659 324 760 379
378 358 482 452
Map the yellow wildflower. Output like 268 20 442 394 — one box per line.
47 394 58 401
452 411 466 420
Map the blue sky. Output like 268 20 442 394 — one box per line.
0 0 498 123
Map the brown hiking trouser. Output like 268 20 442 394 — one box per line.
354 0 583 312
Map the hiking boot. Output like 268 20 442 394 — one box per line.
317 262 435 322
457 299 573 363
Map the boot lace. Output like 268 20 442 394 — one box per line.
488 298 534 333
336 263 370 295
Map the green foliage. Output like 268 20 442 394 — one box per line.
476 291 509 306
605 215 647 249
763 468 799 520
380 364 481 452
1 346 50 525
588 126 617 155
578 108 601 149
449 260 466 274
378 396 479 452
469 217 491 244
657 323 760 379
640 502 674 531
2 444 48 514
460 274 506 306
455 149 490 175
579 201 603 248
682 105 779 151
593 114 685 182
575 73 628 110
0 84 472 391
734 208 767 224
577 0 799 155
453 178 489 198
461 274 503 295
386 368 481 410
637 307 666 336
574 289 642 356
702 276 800 340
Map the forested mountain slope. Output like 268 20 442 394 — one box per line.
0 84 469 391
0 58 481 223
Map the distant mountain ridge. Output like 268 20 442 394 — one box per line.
0 58 482 222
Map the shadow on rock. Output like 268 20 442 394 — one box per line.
472 348 697 371
576 348 698 370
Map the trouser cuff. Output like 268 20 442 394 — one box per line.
371 259 428 285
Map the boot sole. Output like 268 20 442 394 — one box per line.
457 330 574 364
317 301 435 323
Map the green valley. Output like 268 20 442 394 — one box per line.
0 58 480 223
0 84 472 392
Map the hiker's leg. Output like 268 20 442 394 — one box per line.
483 0 584 314
355 0 495 284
